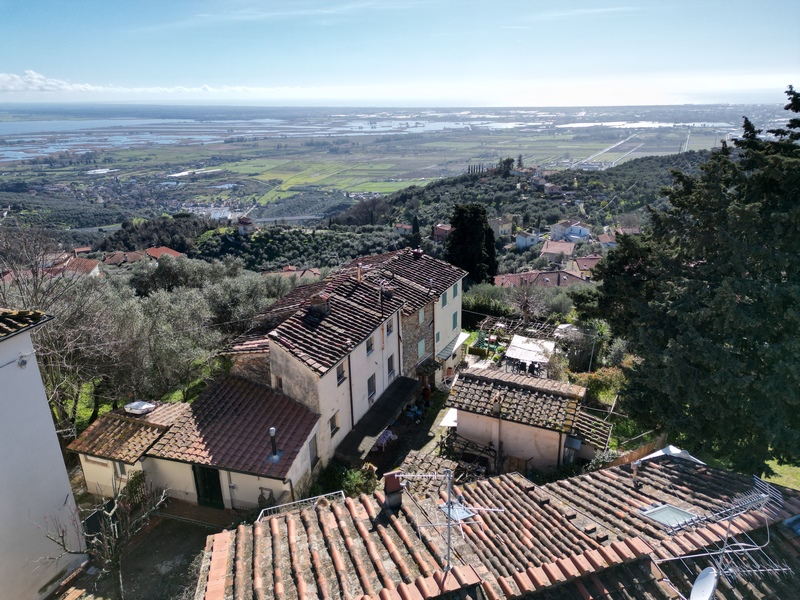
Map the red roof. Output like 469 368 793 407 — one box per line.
103 251 146 266
268 277 405 376
68 402 189 463
149 376 319 480
494 269 585 288
194 456 800 599
541 240 576 256
145 246 183 259
64 256 99 275
576 253 603 271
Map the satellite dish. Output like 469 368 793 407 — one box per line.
689 567 718 600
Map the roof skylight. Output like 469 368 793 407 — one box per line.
641 504 696 528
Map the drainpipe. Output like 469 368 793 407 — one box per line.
557 431 564 468
283 476 295 502
347 358 355 428
396 314 402 376
430 305 437 386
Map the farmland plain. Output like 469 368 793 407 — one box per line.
0 103 787 225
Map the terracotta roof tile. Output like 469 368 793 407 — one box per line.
447 369 581 433
149 375 319 479
0 308 51 340
350 249 467 314
68 402 188 463
269 277 404 376
145 246 183 259
195 456 800 599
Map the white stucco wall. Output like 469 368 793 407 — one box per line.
0 329 85 600
79 455 143 499
434 279 464 385
223 470 291 509
457 412 563 470
143 457 198 505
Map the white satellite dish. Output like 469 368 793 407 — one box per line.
689 567 719 600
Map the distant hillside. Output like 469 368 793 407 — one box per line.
332 150 711 233
191 224 412 272
96 214 212 253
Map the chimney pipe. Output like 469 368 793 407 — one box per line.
384 470 404 509
357 262 363 283
270 427 277 456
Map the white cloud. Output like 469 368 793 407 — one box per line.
0 70 792 106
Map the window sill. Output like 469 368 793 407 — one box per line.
330 427 340 437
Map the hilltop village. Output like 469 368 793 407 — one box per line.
2 93 800 599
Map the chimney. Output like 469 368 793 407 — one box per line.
491 391 502 416
357 262 363 283
309 292 331 316
412 248 423 260
270 427 278 457
384 470 404 509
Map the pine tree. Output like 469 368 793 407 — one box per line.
573 87 800 474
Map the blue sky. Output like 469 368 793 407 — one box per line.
1 0 797 106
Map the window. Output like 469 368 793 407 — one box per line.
329 412 340 436
386 319 393 335
366 336 374 355
441 291 448 307
367 374 376 401
115 461 128 478
436 331 441 343
336 362 346 385
275 376 283 391
309 435 319 467
641 504 696 528
417 339 425 359
452 312 458 330
418 309 424 324
387 355 395 378
453 282 459 297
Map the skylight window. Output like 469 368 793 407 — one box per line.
440 501 474 522
641 504 696 528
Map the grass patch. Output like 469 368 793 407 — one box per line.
765 462 800 491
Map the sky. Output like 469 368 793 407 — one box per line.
1 0 798 107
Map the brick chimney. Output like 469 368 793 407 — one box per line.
384 470 404 509
309 292 331 316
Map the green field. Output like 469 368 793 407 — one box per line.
0 121 739 219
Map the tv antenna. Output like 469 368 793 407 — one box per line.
393 469 503 572
655 477 793 599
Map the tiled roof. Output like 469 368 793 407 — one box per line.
68 402 189 463
352 248 468 314
268 277 404 376
228 250 466 356
149 375 319 480
599 233 616 245
576 253 603 271
224 281 328 355
573 409 613 450
0 308 52 340
194 491 488 600
541 240 576 256
145 246 183 259
494 270 585 288
194 456 800 600
103 251 146 266
261 266 321 279
64 256 100 274
447 369 584 433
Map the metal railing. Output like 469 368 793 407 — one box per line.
257 491 345 521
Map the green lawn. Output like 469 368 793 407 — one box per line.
765 461 800 491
